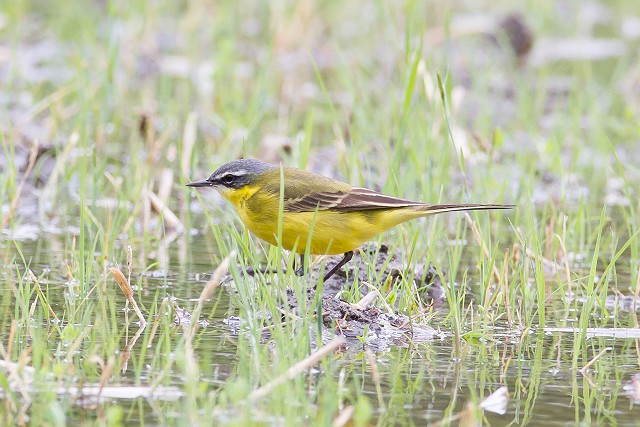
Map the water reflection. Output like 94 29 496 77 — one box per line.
1 232 639 425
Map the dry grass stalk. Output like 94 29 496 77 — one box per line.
126 245 133 285
248 336 346 401
148 190 184 231
157 167 174 205
365 348 386 411
353 290 378 310
555 235 572 295
7 320 16 356
500 250 512 325
20 83 76 126
332 405 354 427
544 215 555 259
96 355 115 395
111 267 133 299
146 297 171 349
261 320 289 333
110 267 146 326
633 265 640 330
512 243 563 274
360 282 394 314
188 252 235 337
275 306 302 321
579 346 612 375
424 15 495 46
198 253 235 305
28 269 59 322
121 326 145 372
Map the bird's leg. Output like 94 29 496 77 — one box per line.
294 254 305 277
245 252 352 281
323 251 354 282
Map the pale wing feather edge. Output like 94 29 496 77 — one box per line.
284 187 423 212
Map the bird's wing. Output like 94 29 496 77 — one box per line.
285 187 423 212
258 167 423 212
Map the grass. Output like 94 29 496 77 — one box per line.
0 0 640 425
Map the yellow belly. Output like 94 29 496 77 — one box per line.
243 210 381 254
219 185 423 255
239 206 425 255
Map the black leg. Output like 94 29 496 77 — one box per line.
323 251 354 282
294 254 305 277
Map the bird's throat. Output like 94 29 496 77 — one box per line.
217 185 260 210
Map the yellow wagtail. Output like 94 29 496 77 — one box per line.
187 159 512 281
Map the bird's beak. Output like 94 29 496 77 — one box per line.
186 178 215 188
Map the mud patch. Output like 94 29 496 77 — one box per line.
223 245 447 349
317 293 443 350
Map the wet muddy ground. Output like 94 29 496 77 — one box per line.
217 245 446 350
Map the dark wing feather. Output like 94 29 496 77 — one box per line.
258 168 512 214
284 187 423 212
336 187 423 211
284 191 345 212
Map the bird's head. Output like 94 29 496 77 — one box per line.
187 159 275 195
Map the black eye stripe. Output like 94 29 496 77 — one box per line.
212 170 251 189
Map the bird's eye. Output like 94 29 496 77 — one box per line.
221 174 235 185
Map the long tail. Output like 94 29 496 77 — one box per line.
413 203 514 216
380 203 513 230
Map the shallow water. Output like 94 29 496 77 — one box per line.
1 231 639 426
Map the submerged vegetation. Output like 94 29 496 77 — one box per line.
1 0 640 425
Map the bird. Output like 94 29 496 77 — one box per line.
187 158 512 282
